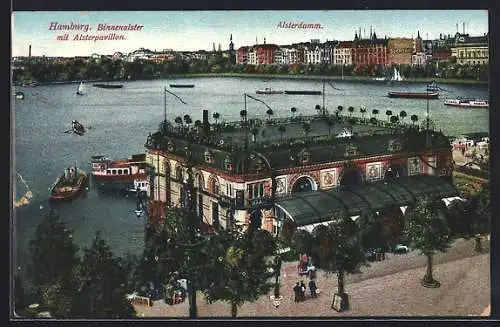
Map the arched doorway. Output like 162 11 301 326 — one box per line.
378 205 405 249
339 169 362 187
291 176 315 193
249 209 263 232
384 164 405 181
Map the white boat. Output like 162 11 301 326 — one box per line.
256 87 283 94
390 67 404 82
127 179 149 193
336 127 353 138
373 77 387 81
76 82 85 95
444 98 489 108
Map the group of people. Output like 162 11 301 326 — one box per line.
293 279 318 302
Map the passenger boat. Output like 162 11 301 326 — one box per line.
169 84 195 88
49 166 88 201
91 154 147 182
126 178 149 193
93 83 123 89
256 87 283 94
284 90 322 95
388 91 439 99
444 98 489 108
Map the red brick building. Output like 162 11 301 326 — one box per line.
236 46 250 64
351 32 389 67
255 44 279 65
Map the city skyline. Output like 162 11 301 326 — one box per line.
12 10 489 57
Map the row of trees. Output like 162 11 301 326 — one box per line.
16 182 489 317
15 212 135 318
13 55 488 84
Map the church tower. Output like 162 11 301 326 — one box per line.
414 30 423 53
229 34 236 65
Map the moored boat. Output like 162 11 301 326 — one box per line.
49 166 88 201
444 98 489 108
126 178 149 193
169 84 195 88
284 90 322 95
388 91 439 99
15 91 25 100
256 87 283 94
93 83 123 89
426 81 440 92
91 154 147 182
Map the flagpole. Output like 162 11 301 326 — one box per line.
244 93 248 151
164 87 167 123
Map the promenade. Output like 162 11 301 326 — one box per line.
134 238 490 318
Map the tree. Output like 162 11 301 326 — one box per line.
390 115 399 124
239 110 247 121
369 117 377 126
469 184 490 252
73 232 136 318
372 109 379 119
201 228 276 317
405 198 452 288
347 106 355 117
359 108 367 120
212 112 220 124
174 116 183 125
290 216 367 311
28 211 79 295
266 108 274 120
315 104 322 115
410 114 419 126
399 111 407 123
183 114 192 125
385 110 393 121
290 107 297 118
337 105 344 115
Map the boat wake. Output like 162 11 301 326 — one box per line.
13 172 33 208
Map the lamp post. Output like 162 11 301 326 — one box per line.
425 91 430 148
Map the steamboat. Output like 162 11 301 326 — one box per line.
49 166 88 201
91 154 147 182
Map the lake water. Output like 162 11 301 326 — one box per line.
12 77 489 269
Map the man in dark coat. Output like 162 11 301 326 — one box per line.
308 279 318 298
293 282 301 303
300 281 307 301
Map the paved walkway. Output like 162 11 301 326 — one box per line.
134 238 490 318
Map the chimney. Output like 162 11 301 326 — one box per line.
370 26 372 38
456 23 459 33
463 22 465 34
28 44 31 57
264 37 266 45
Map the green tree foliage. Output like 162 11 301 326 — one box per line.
290 216 367 309
28 211 79 294
72 232 136 318
201 228 276 317
405 198 452 287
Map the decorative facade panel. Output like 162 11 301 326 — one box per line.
408 156 421 176
365 162 383 182
320 168 337 188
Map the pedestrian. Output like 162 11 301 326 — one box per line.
293 282 301 303
300 280 307 301
308 279 317 298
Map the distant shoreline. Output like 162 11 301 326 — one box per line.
14 74 488 87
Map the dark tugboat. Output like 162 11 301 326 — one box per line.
169 84 195 88
49 166 88 201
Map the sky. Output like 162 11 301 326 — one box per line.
11 10 489 57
